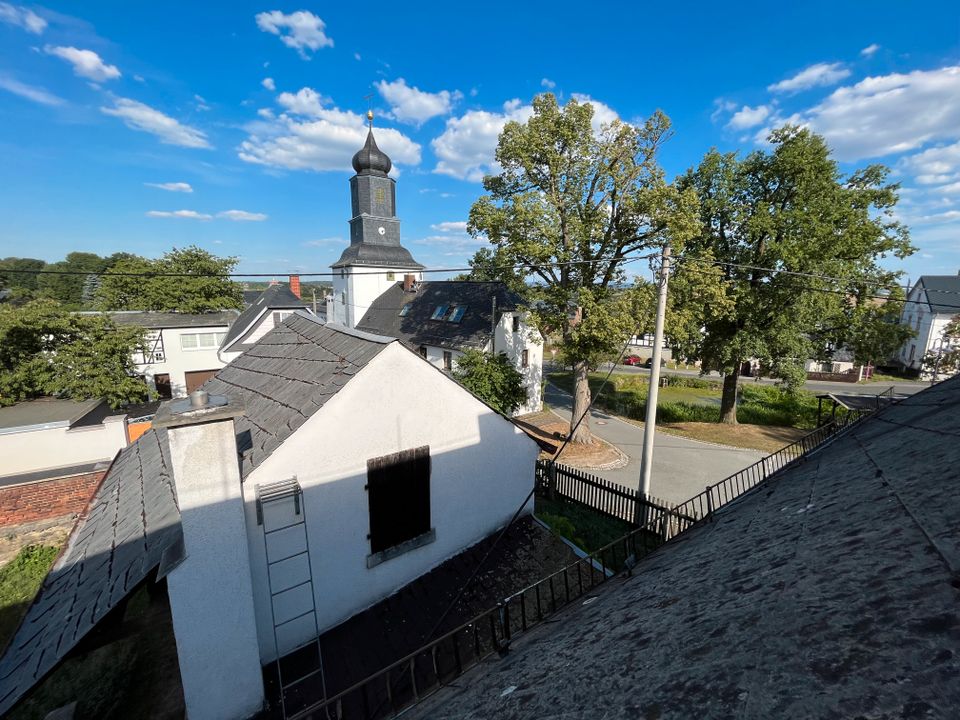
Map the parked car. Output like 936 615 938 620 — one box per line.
644 357 666 368
622 355 643 366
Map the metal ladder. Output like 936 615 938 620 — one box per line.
256 478 327 718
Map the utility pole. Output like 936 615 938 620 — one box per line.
311 288 317 315
491 296 497 355
638 242 671 516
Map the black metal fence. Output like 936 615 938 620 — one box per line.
286 412 870 720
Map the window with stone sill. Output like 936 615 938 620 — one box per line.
365 446 433 568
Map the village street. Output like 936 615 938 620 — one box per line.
543 382 765 506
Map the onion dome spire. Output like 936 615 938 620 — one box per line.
351 110 392 177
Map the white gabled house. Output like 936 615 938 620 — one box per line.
895 273 960 376
0 313 541 720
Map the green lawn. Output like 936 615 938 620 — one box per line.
550 371 820 429
535 496 634 554
0 545 59 652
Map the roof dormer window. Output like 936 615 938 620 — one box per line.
448 306 466 323
430 305 448 320
399 304 411 317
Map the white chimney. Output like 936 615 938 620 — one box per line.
153 391 265 720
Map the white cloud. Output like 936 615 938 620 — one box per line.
44 46 120 82
431 221 467 233
711 98 737 123
792 66 960 160
255 10 332 59
541 78 556 89
303 237 345 247
257 107 274 119
768 62 850 93
413 233 486 256
0 75 63 105
433 94 619 182
262 77 275 91
375 78 460 125
145 182 193 193
239 91 421 172
146 210 212 220
101 97 212 148
218 209 268 221
276 86 330 116
194 94 210 111
900 142 960 185
353 52 361 61
914 209 960 224
861 44 881 58
726 104 771 130
0 2 45 33
432 100 535 182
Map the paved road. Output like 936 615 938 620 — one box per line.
588 363 927 398
544 383 764 507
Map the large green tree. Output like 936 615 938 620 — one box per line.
96 246 243 313
453 349 528 415
36 252 110 307
0 257 46 292
0 300 148 408
678 127 914 423
468 94 698 443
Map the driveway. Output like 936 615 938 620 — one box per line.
544 382 764 507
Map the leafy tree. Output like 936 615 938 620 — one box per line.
678 127 914 423
96 246 243 313
0 300 148 408
0 257 46 291
36 252 110 307
468 93 699 443
453 349 528 415
455 247 530 297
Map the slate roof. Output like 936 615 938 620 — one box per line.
914 275 960 315
100 309 240 329
406 377 960 719
0 429 182 715
330 242 424 270
221 284 310 352
0 397 104 431
0 315 395 715
356 281 525 351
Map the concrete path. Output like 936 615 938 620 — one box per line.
544 382 764 507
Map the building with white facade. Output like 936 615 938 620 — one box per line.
895 274 960 376
0 313 547 720
327 119 543 414
218 282 310 358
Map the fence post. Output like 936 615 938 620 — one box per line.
705 486 714 521
547 461 557 501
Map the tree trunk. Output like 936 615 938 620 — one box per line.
720 364 740 425
569 359 593 444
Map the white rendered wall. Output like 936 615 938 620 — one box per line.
332 267 422 328
0 415 127 477
138 325 231 398
489 312 544 415
165 416 265 720
242 341 539 663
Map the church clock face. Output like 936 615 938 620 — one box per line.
378 226 386 236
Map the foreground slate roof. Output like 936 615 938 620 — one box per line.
0 315 394 715
356 281 525 351
914 275 960 315
407 377 960 719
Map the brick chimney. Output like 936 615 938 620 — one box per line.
289 274 301 299
403 274 417 292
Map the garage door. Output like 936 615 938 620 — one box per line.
185 369 219 394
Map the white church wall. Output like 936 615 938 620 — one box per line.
337 268 422 328
241 341 538 663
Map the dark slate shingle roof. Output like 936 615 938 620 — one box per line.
104 309 240 329
406 376 960 719
221 284 310 351
331 243 424 270
356 281 524 351
916 275 960 315
0 315 394 715
0 429 181 715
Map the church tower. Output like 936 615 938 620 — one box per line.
329 112 424 328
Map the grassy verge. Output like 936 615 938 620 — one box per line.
535 496 633 553
549 371 820 429
0 545 59 651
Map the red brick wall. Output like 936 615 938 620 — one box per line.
0 471 105 528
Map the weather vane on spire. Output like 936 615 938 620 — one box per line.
363 92 374 129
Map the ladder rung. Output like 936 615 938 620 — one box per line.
272 578 313 597
267 549 309 565
264 520 306 535
274 608 316 629
282 666 325 691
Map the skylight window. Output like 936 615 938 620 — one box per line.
399 304 412 317
430 305 448 320
448 306 466 323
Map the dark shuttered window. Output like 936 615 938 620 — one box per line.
367 446 431 554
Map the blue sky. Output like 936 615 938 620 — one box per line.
0 1 958 284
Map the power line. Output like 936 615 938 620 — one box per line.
0 253 656 280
